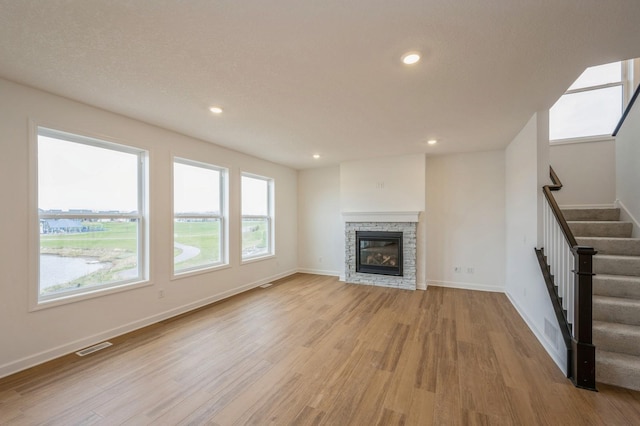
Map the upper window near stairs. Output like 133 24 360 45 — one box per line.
550 59 636 142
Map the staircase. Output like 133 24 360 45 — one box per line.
564 207 640 391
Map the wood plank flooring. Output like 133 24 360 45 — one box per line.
1 274 639 425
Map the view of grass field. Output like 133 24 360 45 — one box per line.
174 220 221 272
40 218 269 295
40 220 139 294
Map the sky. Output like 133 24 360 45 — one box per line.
38 135 138 212
39 134 269 215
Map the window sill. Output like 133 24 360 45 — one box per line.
241 253 275 265
171 263 231 281
549 135 615 146
30 279 152 312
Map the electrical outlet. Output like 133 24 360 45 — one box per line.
467 267 474 274
319 257 323 263
158 289 165 299
454 266 462 273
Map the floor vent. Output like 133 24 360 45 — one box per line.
76 341 113 357
259 283 273 288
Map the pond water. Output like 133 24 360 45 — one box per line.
39 254 109 291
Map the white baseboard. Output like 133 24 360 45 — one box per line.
416 281 427 290
296 268 340 277
615 199 640 238
504 291 566 376
339 274 346 282
426 280 504 293
0 269 297 380
558 203 616 209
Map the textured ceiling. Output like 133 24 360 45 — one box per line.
1 1 640 169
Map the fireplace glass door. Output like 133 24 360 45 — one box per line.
356 231 403 276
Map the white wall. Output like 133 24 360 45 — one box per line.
549 139 616 207
0 78 298 378
505 113 566 372
340 154 425 213
297 166 343 275
425 151 506 292
615 95 640 233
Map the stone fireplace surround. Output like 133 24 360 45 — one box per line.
343 212 419 290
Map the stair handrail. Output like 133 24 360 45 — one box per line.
537 166 597 391
612 82 640 137
544 167 577 247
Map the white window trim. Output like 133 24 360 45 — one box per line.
549 135 615 146
241 172 275 263
29 123 150 311
172 157 229 277
550 59 633 144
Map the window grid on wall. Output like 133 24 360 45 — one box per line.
36 127 147 304
173 158 227 275
241 173 274 260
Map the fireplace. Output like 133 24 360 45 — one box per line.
343 213 419 290
356 231 403 276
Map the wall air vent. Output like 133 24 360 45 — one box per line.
75 341 113 357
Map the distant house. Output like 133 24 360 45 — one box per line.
40 219 84 234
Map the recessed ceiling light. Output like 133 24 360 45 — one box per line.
427 139 437 145
313 154 320 159
401 52 421 65
209 106 223 114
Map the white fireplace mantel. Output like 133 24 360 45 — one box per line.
341 211 421 223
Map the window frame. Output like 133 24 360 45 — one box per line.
31 125 149 310
241 172 275 262
549 59 633 144
172 157 228 276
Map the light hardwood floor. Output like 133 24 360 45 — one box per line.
1 274 639 425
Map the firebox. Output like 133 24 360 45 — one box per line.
356 231 403 276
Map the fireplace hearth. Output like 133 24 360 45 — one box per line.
356 231 403 276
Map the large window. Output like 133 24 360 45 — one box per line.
550 60 631 141
173 159 226 274
37 127 147 303
241 173 273 260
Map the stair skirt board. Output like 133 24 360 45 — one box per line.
616 199 640 239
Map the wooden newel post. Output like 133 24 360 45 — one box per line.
572 245 597 391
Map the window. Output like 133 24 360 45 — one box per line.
173 159 226 274
241 173 273 260
37 127 147 303
550 60 632 141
